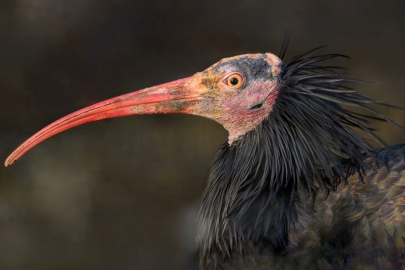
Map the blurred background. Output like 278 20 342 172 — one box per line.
1 1 405 269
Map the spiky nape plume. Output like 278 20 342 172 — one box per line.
197 46 404 267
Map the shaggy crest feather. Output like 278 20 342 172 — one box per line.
197 45 405 267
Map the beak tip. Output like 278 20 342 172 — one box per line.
4 157 13 167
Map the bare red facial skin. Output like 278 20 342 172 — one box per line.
5 53 282 166
196 78 280 143
195 53 282 143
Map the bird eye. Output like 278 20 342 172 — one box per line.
224 73 245 88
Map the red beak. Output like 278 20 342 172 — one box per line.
5 76 200 166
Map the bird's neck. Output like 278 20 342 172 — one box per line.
196 102 372 266
196 125 302 266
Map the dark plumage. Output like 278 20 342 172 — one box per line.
5 43 405 269
199 144 405 269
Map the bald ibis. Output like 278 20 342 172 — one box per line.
5 47 405 269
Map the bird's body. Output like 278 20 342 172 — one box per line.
199 144 405 269
5 45 405 269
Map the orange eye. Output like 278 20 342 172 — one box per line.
225 73 244 88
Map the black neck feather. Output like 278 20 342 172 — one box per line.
197 47 404 266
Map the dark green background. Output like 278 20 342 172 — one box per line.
1 1 405 269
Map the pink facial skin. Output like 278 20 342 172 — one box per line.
190 53 282 143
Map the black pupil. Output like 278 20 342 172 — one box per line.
230 77 239 85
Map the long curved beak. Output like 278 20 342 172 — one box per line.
5 76 200 166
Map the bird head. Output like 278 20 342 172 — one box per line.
5 53 283 166
187 53 282 142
